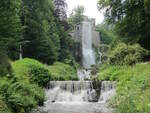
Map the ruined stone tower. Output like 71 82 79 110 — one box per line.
70 16 100 65
70 16 100 46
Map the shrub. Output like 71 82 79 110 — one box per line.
0 58 47 113
0 77 44 113
96 26 116 45
48 62 78 81
98 63 150 113
0 95 11 113
13 58 51 87
108 43 149 65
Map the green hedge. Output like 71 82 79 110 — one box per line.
98 63 150 113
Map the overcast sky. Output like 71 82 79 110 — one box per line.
66 0 104 24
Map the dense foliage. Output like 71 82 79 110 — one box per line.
21 0 60 64
0 57 78 113
0 77 44 113
13 58 51 87
0 53 12 76
98 63 150 113
0 57 45 113
0 95 11 113
98 0 150 51
68 6 85 30
0 0 22 59
108 43 149 65
96 23 116 45
0 0 75 64
48 62 78 81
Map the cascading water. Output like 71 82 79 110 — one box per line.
77 69 91 80
34 18 116 113
82 21 95 69
99 81 117 103
45 81 97 103
34 81 116 113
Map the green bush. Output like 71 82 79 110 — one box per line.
0 58 78 113
98 63 150 113
108 43 149 65
13 58 51 87
48 62 78 81
0 95 11 113
0 77 44 113
96 25 116 45
0 58 53 113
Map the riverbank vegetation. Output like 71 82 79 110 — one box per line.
98 63 150 113
0 0 75 64
0 58 45 113
97 0 150 112
0 57 78 113
49 62 78 81
0 0 80 112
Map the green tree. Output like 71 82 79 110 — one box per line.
68 6 85 30
57 23 73 62
21 0 60 64
96 23 116 45
98 0 150 51
0 0 22 59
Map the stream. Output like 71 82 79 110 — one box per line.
32 18 116 113
32 81 116 113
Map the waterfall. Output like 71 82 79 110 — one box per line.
35 81 116 113
99 81 117 103
44 81 116 104
82 21 95 69
35 18 116 113
77 69 91 80
45 81 97 103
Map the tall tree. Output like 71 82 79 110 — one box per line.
53 0 75 62
0 0 22 59
98 0 150 50
21 0 60 64
68 6 85 30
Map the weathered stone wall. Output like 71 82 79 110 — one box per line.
70 16 100 64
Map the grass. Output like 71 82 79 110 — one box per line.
48 62 78 81
98 63 150 113
13 59 78 82
0 58 78 113
0 58 46 113
12 58 51 87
